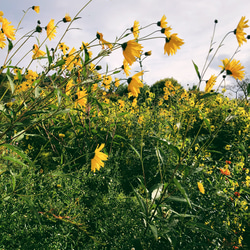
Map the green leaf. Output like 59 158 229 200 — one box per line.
46 45 52 65
129 144 141 159
186 222 220 234
52 59 65 69
192 60 201 81
2 156 28 167
6 74 15 94
173 177 192 209
149 223 158 240
2 144 33 166
7 38 13 52
247 83 250 96
132 185 148 216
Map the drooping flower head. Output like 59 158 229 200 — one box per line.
45 19 56 40
32 44 46 59
161 26 172 37
127 71 144 97
63 14 71 23
122 59 131 77
157 15 168 28
1 18 16 40
131 20 140 39
96 32 113 49
164 33 184 55
234 16 249 47
219 58 245 80
32 6 40 14
205 75 216 93
91 144 108 172
122 40 143 65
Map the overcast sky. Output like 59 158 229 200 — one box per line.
2 0 250 93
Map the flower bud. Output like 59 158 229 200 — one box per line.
144 51 152 56
35 25 42 33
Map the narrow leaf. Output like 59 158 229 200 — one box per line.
6 74 15 94
173 177 192 209
192 60 201 81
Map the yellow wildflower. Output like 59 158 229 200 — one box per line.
197 182 205 194
205 75 216 92
164 33 184 55
32 44 46 59
1 18 16 40
32 6 40 14
127 71 144 97
46 19 56 40
235 16 249 47
219 58 245 81
122 40 143 65
91 144 108 172
131 20 140 39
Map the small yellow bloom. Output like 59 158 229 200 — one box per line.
0 31 6 49
219 58 245 81
1 18 16 40
96 32 112 49
32 44 46 59
32 6 40 14
164 33 184 56
157 15 168 28
65 79 74 95
122 59 131 77
127 71 144 97
76 88 87 107
235 16 249 47
58 42 69 55
46 19 56 40
122 40 143 66
131 20 140 39
91 144 108 172
63 14 71 23
114 78 120 87
205 75 216 92
59 133 65 138
225 145 231 150
197 182 205 194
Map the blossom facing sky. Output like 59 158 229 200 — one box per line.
219 58 245 80
164 33 184 55
91 144 108 172
45 19 56 40
122 40 143 65
234 16 249 47
127 71 144 97
157 15 168 28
